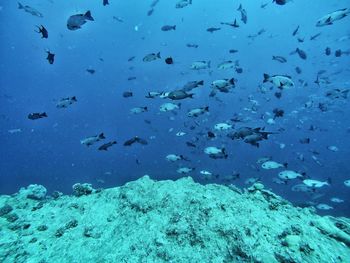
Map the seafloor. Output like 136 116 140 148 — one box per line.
0 176 349 263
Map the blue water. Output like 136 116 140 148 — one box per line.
0 0 349 217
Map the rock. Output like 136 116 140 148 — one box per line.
19 184 47 200
0 204 13 216
72 183 94 197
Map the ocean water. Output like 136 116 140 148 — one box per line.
0 0 349 217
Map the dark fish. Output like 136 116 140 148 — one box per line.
310 32 321 40
86 69 95 74
296 48 307 60
46 51 55 64
229 49 238 54
292 25 299 36
261 3 268 8
147 9 154 16
123 91 133 98
325 47 331 56
295 66 302 74
299 138 310 144
165 57 174 64
128 56 135 62
186 43 198 48
103 0 109 6
235 67 243 74
207 27 221 33
273 0 289 5
161 25 176 31
272 55 287 63
273 108 284 119
113 16 123 22
207 131 216 138
18 2 43 17
128 77 136 81
335 49 342 57
98 141 117 151
56 96 77 108
124 136 148 146
297 38 304 43
274 92 282 99
168 90 194 100
28 112 47 120
186 141 196 148
67 11 94 31
237 4 247 24
221 20 239 28
35 25 48 38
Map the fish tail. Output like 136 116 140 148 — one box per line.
173 25 176 30
18 2 23 9
42 112 48 117
156 52 161 58
198 80 204 85
99 133 105 139
84 11 94 21
263 73 270 82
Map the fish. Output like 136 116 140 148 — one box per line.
86 69 95 74
327 145 339 152
159 102 180 112
261 161 286 170
316 204 333 210
28 112 47 120
175 0 192 9
325 47 331 56
295 48 307 60
181 80 204 92
200 170 212 177
295 66 302 74
81 133 105 146
165 57 174 65
186 141 196 148
113 16 124 22
177 167 194 174
206 27 221 33
35 25 48 38
214 123 232 131
186 43 198 48
229 49 239 54
166 154 189 162
67 11 94 31
316 8 350 27
263 74 294 89
98 141 117 151
8 128 22 134
273 0 290 5
187 106 209 117
122 91 133 98
303 179 330 188
204 147 228 159
123 136 148 146
272 56 287 63
211 78 235 92
56 96 77 108
330 198 344 203
46 51 55 64
128 56 135 62
190 61 210 70
344 180 350 187
145 91 162 99
161 25 176 31
278 170 303 180
310 32 321 40
272 108 284 118
127 77 137 81
299 138 310 144
18 2 43 17
143 52 161 62
292 25 299 36
167 90 194 100
217 61 235 70
130 107 148 114
325 89 349 99
237 4 247 24
176 132 186 137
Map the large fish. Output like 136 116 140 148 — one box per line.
67 11 94 31
18 2 43 17
316 8 350 27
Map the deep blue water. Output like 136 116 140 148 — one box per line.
0 0 349 217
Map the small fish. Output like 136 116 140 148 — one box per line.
161 25 176 31
330 197 344 203
35 25 48 38
316 204 333 210
206 27 221 33
299 138 310 144
273 0 290 5
56 96 77 108
28 112 48 120
316 8 350 27
327 145 339 152
159 102 180 112
177 167 194 174
217 60 235 70
295 48 307 60
261 161 286 170
272 55 287 63
263 74 294 89
295 66 302 74
130 107 148 114
146 91 162 99
273 108 284 118
175 0 192 8
190 61 210 70
237 4 247 24
229 49 238 54
127 77 136 81
98 141 117 151
18 2 43 17
186 141 196 148
128 56 135 62
181 80 204 92
310 32 321 40
103 0 109 6
143 52 161 62
67 11 94 31
204 147 228 159
113 16 124 22
8 128 22 134
81 133 105 146
292 25 299 36
165 57 174 64
186 43 198 48
46 51 55 64
123 136 148 146
168 90 193 100
303 179 330 188
86 69 95 74
325 47 331 56
214 123 232 131
176 132 186 136
166 154 188 162
123 91 133 98
187 106 209 117
278 170 303 180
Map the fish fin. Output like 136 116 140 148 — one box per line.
188 93 194 99
18 2 23 9
237 4 242 11
99 133 105 139
84 11 94 21
204 106 209 112
173 25 176 30
198 80 204 85
263 73 270 82
157 52 161 58
283 162 288 168
229 78 235 85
